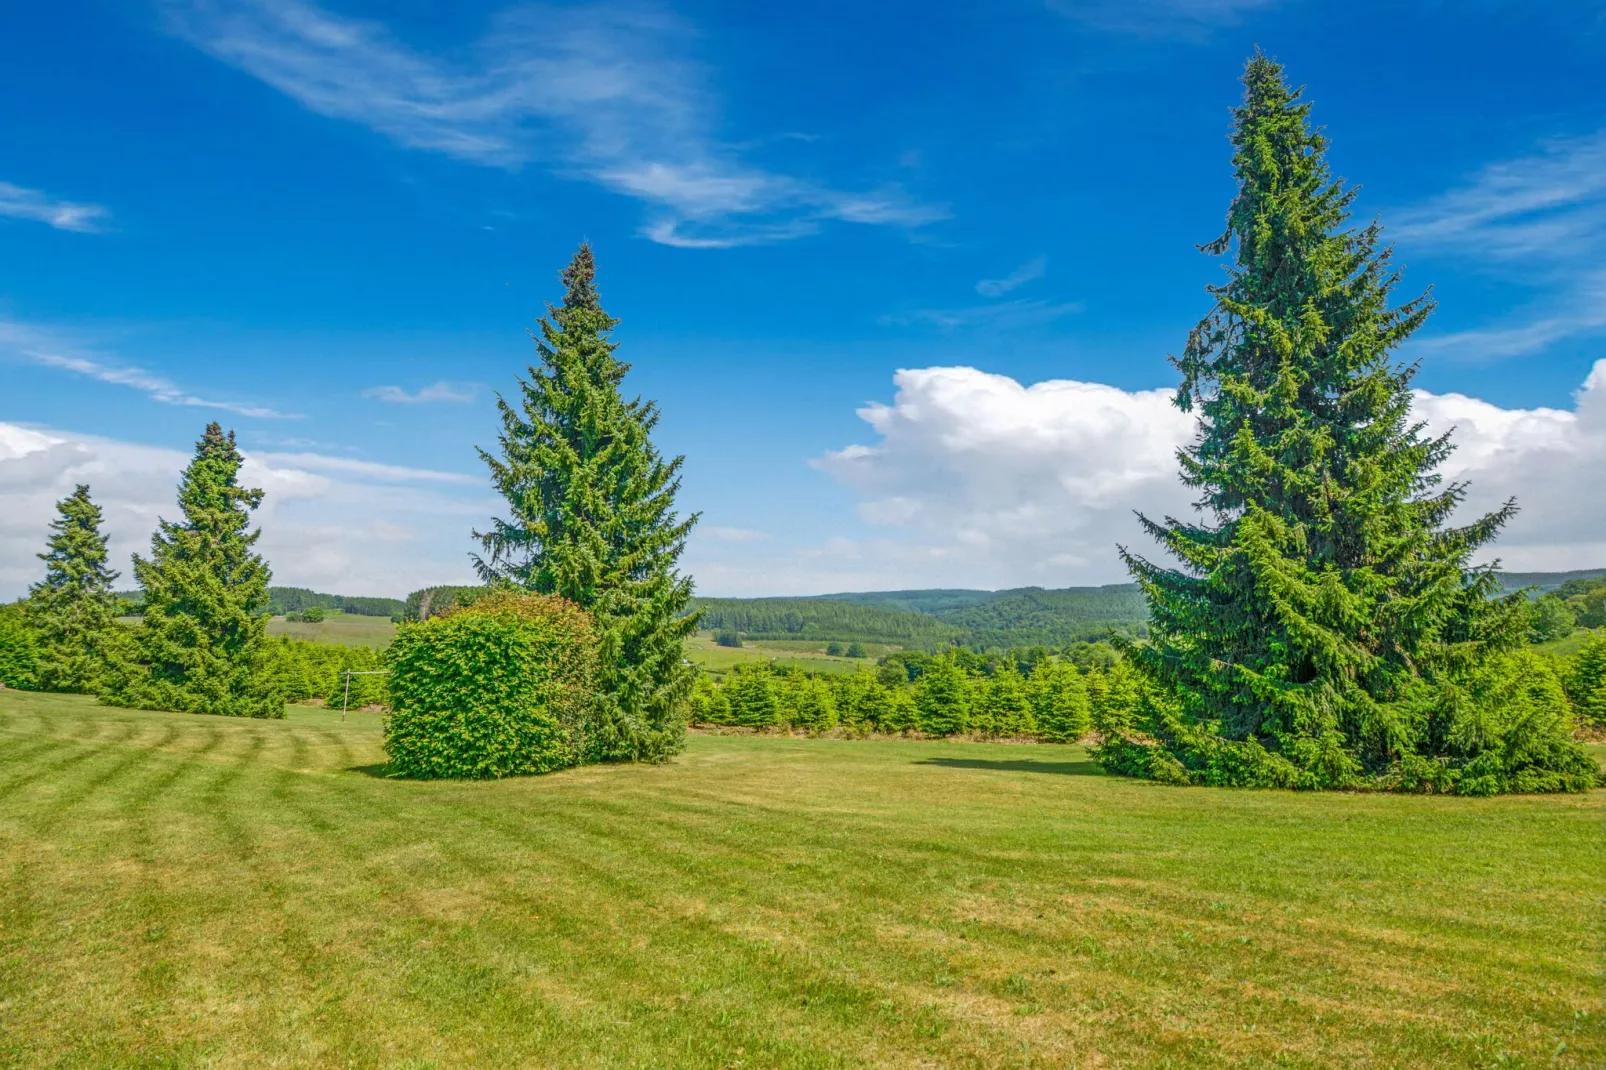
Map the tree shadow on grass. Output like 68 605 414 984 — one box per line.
347 763 395 779
915 757 1105 777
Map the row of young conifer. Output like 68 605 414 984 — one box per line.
692 637 1606 748
692 656 1121 740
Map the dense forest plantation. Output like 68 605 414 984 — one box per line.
689 596 961 644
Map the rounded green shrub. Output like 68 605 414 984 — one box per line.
383 592 598 779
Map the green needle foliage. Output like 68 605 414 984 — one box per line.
25 485 127 693
475 244 698 763
103 423 282 718
1566 635 1606 728
0 603 39 689
1112 54 1599 794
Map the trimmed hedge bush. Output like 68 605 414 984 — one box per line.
383 592 598 779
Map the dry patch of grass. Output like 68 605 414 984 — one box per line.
1 690 1602 1068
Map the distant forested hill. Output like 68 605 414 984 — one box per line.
803 590 1000 616
689 597 959 644
690 584 1148 648
693 571 1606 649
1496 568 1606 593
935 585 1150 646
373 568 1604 650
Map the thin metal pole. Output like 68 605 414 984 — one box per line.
341 670 351 721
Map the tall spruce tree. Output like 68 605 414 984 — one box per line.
103 423 282 718
475 243 698 762
26 485 125 692
1112 54 1599 794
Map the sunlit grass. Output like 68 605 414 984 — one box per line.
684 631 873 676
1 691 1601 1067
1533 625 1606 660
266 612 397 648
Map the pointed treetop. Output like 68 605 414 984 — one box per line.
177 422 263 530
33 483 118 595
560 242 600 311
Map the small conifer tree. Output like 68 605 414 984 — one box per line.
917 657 969 736
1114 54 1598 792
841 671 890 732
979 665 1034 737
104 424 281 718
882 686 919 733
791 674 839 733
1567 636 1606 727
476 244 698 762
729 664 779 728
0 603 39 689
25 485 126 692
1030 661 1091 742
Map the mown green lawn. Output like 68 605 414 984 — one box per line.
1 692 1601 1068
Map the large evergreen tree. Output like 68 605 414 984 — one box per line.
475 243 698 762
103 423 282 718
26 485 126 693
1111 54 1599 794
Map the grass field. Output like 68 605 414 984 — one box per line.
265 612 397 648
1533 626 1605 660
1 692 1602 1068
684 631 874 676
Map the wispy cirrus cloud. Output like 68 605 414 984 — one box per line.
1047 0 1282 36
163 0 944 248
701 526 770 543
976 256 1046 297
252 451 481 486
0 181 110 233
1394 130 1606 362
784 360 1606 592
879 298 1084 332
1393 131 1606 262
362 381 478 404
0 318 299 419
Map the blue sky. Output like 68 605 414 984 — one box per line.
3 0 1606 599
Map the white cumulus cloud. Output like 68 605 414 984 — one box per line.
807 361 1606 589
0 423 490 601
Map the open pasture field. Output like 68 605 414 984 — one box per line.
1 692 1602 1068
1533 626 1606 660
685 631 872 676
265 612 397 648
